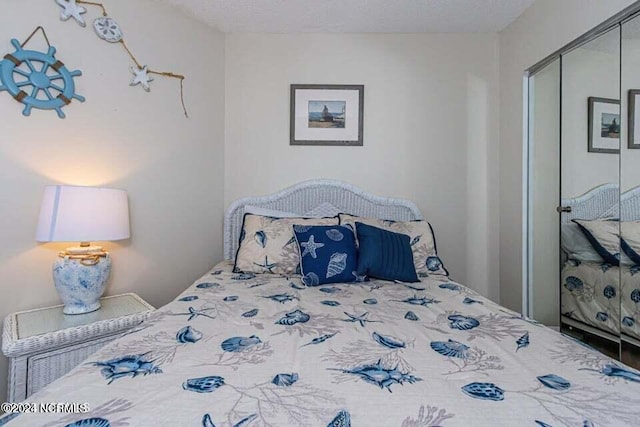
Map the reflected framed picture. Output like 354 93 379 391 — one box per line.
290 84 364 146
588 96 620 154
628 90 640 149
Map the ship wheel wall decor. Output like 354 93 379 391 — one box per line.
0 38 85 118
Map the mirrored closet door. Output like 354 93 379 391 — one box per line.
525 5 640 367
621 13 640 366
526 58 560 327
560 26 621 358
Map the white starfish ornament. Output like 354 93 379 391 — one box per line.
55 0 87 27
130 65 154 92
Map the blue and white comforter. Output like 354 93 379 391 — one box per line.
3 261 640 426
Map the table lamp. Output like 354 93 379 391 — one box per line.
36 185 130 314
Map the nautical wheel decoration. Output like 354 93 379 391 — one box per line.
0 27 85 118
54 0 189 117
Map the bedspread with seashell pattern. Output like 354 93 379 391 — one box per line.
3 261 640 427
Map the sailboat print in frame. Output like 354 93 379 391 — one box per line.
588 96 620 153
290 84 364 146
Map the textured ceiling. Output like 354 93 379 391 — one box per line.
162 0 535 33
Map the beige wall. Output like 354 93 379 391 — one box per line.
562 43 619 198
498 0 636 313
621 27 640 193
224 33 501 301
0 0 225 403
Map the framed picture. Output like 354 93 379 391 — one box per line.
628 90 640 149
588 97 620 154
290 84 364 146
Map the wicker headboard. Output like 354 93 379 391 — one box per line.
223 179 423 260
561 183 640 223
620 186 640 221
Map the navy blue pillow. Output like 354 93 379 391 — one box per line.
293 225 358 286
356 222 419 282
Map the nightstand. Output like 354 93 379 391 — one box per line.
1 293 154 402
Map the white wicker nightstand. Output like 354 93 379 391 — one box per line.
1 293 154 402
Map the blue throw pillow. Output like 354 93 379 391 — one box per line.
293 225 358 286
356 222 419 283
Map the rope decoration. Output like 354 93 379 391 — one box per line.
21 26 51 48
58 251 107 266
56 0 188 118
77 0 107 17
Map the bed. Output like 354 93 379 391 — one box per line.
561 184 640 344
2 179 640 427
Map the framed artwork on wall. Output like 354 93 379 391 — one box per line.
290 84 364 146
588 96 620 154
628 90 640 149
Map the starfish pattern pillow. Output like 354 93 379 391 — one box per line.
339 213 448 277
233 214 338 275
293 225 358 286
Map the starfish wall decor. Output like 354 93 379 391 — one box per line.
130 65 153 92
53 0 188 117
55 0 87 27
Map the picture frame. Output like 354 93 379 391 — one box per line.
628 90 640 149
290 84 364 146
588 96 620 154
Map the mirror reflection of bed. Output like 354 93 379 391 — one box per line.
560 184 640 365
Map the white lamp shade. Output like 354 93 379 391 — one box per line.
36 185 130 243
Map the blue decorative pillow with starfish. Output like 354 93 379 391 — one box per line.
293 225 358 286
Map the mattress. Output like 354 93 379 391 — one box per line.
3 261 640 426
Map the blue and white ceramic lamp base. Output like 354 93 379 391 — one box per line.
53 254 111 315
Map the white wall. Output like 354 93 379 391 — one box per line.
0 0 225 404
622 26 640 193
562 43 619 198
224 33 501 300
498 0 635 313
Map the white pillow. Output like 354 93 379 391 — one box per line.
621 221 640 264
304 202 341 218
243 204 336 219
233 214 339 275
243 205 299 218
561 223 605 263
571 219 635 266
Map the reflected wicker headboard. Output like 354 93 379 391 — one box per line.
223 179 423 260
561 183 619 223
561 183 640 223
